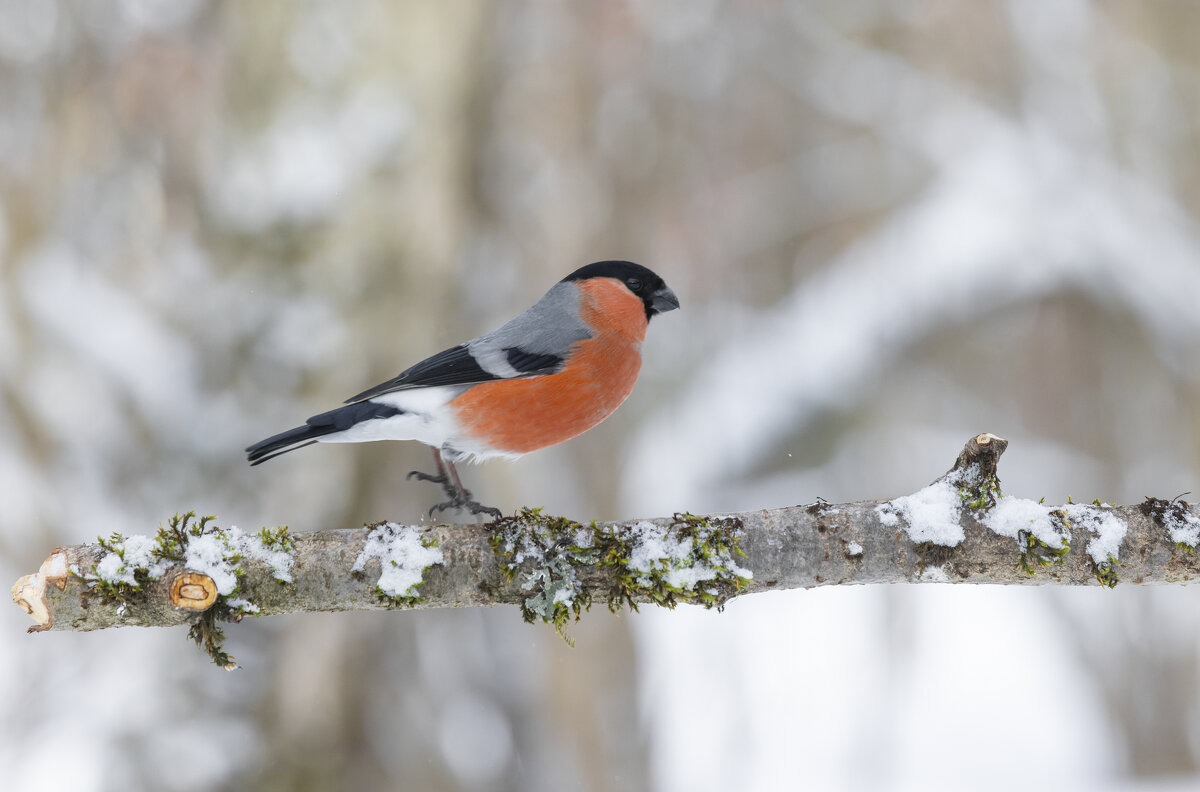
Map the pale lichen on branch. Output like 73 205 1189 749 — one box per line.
489 508 752 645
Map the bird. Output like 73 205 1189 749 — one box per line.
246 261 679 519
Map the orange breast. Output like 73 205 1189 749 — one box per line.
450 278 648 454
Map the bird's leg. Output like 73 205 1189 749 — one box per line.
412 448 502 520
443 459 502 519
406 448 458 502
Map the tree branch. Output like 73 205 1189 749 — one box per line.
12 433 1200 665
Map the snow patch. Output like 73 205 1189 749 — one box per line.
93 534 172 586
845 540 864 557
984 496 1068 549
1063 504 1127 564
875 479 964 547
573 527 595 549
239 532 295 584
44 551 68 581
90 524 295 601
1162 507 1200 548
626 521 753 591
919 565 950 583
184 532 242 596
183 526 294 594
352 522 443 600
225 597 261 614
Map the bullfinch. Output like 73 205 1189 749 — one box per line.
246 261 679 518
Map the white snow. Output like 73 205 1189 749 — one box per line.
44 551 68 581
625 521 753 592
184 533 242 596
181 525 295 597
352 522 444 600
121 534 168 575
89 525 295 600
984 496 1068 549
94 552 136 587
919 566 950 583
93 534 172 586
1063 504 1127 564
1161 506 1200 548
238 531 295 584
875 479 965 547
225 598 261 614
845 540 863 557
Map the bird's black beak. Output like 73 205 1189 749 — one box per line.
650 286 680 315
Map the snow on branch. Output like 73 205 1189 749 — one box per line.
12 433 1200 666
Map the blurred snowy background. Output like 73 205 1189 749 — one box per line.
3 1 1200 789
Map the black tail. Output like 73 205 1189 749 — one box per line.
246 401 404 466
245 425 327 465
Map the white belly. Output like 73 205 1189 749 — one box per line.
315 386 514 463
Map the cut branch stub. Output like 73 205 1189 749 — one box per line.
11 549 68 633
12 574 50 633
168 572 219 611
946 432 1008 483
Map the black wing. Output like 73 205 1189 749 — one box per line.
345 344 495 403
503 347 562 374
343 343 564 404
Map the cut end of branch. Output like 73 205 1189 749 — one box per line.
169 572 219 611
12 574 50 632
12 550 69 632
947 432 1008 481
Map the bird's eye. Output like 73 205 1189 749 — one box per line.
626 277 642 293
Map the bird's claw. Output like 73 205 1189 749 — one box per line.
409 468 462 503
428 499 502 521
412 451 501 520
407 469 446 484
474 503 503 520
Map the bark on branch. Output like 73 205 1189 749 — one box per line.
12 433 1200 663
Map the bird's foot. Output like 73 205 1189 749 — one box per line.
411 452 501 520
407 468 447 485
407 468 459 503
429 497 502 521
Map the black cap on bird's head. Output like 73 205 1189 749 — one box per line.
563 260 680 321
